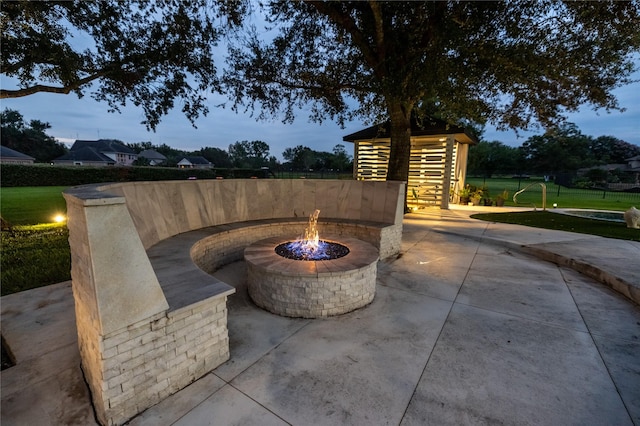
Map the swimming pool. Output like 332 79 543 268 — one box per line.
551 209 626 223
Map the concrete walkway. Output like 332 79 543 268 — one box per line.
2 206 639 425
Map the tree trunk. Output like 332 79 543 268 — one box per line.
386 100 413 210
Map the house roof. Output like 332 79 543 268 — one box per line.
343 117 478 144
0 145 35 160
70 139 136 154
54 147 115 163
179 156 211 165
138 149 167 160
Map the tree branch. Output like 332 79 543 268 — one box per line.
261 72 370 94
305 1 381 74
0 72 104 99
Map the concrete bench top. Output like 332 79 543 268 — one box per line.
146 229 236 312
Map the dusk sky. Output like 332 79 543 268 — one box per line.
2 67 639 161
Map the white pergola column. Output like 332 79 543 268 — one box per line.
441 135 455 209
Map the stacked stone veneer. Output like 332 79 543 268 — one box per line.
245 236 379 318
75 297 229 425
63 179 404 425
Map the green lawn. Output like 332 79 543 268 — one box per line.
1 187 70 295
1 186 68 225
466 177 638 211
1 223 71 296
471 210 639 242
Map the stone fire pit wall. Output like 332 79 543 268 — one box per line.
245 236 379 318
63 179 405 426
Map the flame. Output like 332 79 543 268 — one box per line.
285 209 327 260
301 209 320 252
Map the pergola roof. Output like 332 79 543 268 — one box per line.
343 117 478 144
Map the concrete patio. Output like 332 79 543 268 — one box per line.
1 205 639 425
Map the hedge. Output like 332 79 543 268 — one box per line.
0 164 270 187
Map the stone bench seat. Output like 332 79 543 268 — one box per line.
146 217 396 312
146 228 236 312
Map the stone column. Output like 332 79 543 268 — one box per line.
64 187 169 424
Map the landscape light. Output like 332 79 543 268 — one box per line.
53 214 66 223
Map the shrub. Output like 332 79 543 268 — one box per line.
0 164 271 187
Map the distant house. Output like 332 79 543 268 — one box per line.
53 139 137 166
138 149 167 166
0 146 35 165
177 156 213 169
343 116 478 209
577 154 640 191
52 146 116 167
626 155 640 172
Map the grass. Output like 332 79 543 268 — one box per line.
1 223 71 296
466 177 638 211
471 211 639 242
1 186 68 225
1 187 71 295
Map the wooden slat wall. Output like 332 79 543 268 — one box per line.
407 141 458 207
355 139 460 208
355 141 390 181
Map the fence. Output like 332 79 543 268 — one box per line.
271 169 353 180
466 177 640 208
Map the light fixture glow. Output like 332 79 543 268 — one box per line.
53 214 66 223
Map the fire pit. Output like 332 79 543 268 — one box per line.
244 210 378 318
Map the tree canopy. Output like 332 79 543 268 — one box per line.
228 140 271 168
282 144 353 171
467 123 640 177
519 123 640 175
224 1 640 185
466 141 520 178
0 108 67 162
1 0 244 130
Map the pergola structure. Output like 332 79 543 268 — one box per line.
343 117 478 209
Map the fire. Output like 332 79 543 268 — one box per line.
301 209 320 252
278 209 350 261
285 209 329 260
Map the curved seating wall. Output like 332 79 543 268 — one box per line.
63 179 404 426
101 179 406 250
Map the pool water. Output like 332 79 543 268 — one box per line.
552 209 625 223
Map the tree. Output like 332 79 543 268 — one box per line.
282 145 315 170
127 141 155 153
194 147 233 168
1 1 244 130
0 108 67 162
228 140 271 168
519 123 593 175
224 1 640 188
467 141 518 178
330 144 353 171
589 136 640 165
